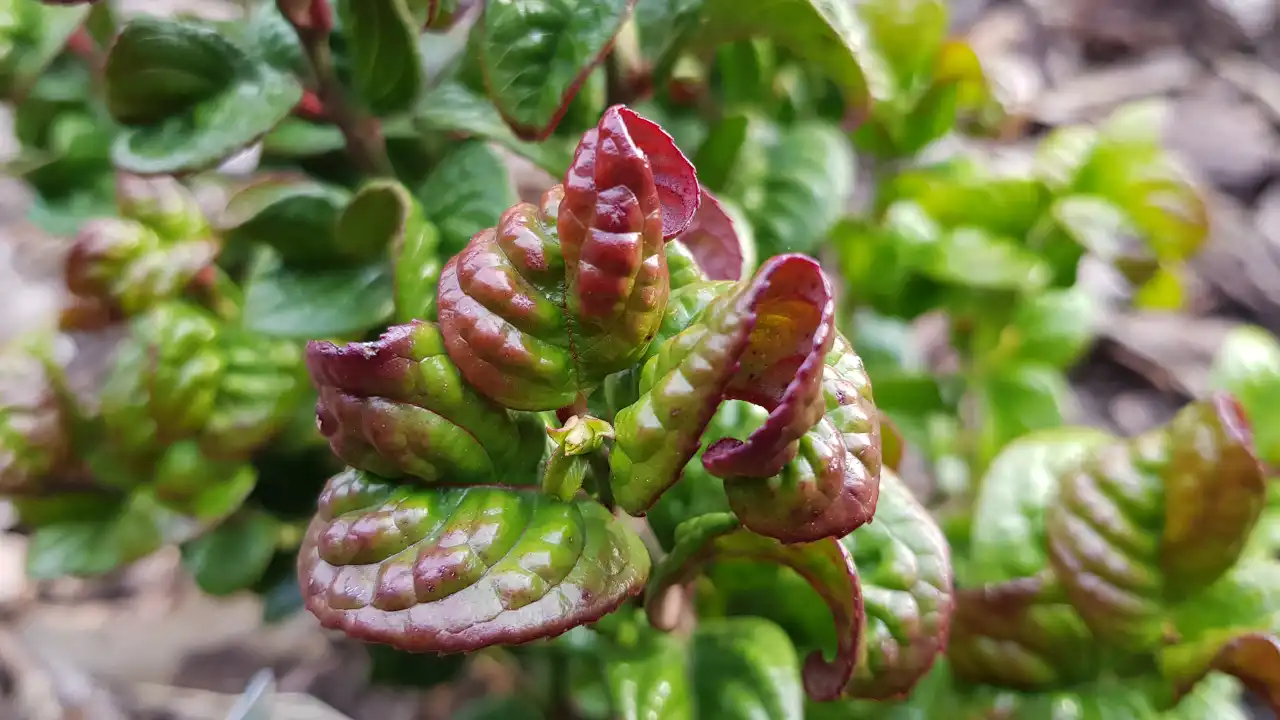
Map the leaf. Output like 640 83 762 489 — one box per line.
949 577 1103 690
632 0 702 78
437 106 698 411
744 121 854 256
679 0 894 105
242 254 394 338
413 81 573 176
649 468 953 702
1002 288 1098 369
1133 265 1186 311
923 227 1051 293
105 17 302 174
645 513 862 701
1 1 92 96
181 510 279 595
338 0 424 115
968 428 1110 585
217 177 353 268
611 255 883 543
673 188 754 281
603 614 805 719
478 0 635 140
416 140 516 257
306 322 548 484
976 363 1075 466
1209 325 1280 466
1046 395 1267 650
1161 561 1280 714
298 469 650 652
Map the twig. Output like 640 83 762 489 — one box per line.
279 0 394 177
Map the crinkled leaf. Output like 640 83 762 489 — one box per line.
612 255 882 543
645 513 862 702
306 321 547 484
181 509 279 595
413 82 573 176
478 0 635 140
1209 325 1280 467
603 614 804 719
950 576 1102 690
744 121 854 257
968 428 1110 585
217 178 353 268
437 105 698 411
298 469 649 652
337 0 423 115
105 17 302 174
649 468 953 702
1161 561 1280 713
674 188 754 282
416 140 516 257
241 253 394 338
1046 395 1266 650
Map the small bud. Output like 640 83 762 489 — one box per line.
547 415 614 457
116 174 208 241
65 217 156 296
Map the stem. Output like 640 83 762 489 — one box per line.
588 446 615 512
284 3 394 177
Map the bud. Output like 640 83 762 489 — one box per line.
65 217 156 298
116 174 209 242
0 337 68 492
547 414 614 457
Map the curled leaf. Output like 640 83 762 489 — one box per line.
673 188 754 282
437 105 698 411
645 512 863 702
306 321 547 485
298 468 650 653
612 254 881 543
1046 394 1266 649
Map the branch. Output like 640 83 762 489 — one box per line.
278 0 394 177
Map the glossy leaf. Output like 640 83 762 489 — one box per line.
1002 288 1098 369
338 0 423 115
968 428 1110 585
1209 325 1280 467
181 509 279 595
105 17 302 174
99 302 306 463
1046 395 1266 649
298 469 649 652
416 140 516 257
632 0 700 73
241 254 394 338
674 188 755 282
646 512 862 702
478 0 635 140
745 121 854 257
437 105 698 411
1161 561 1280 713
217 178 353 269
603 614 805 719
306 321 547 484
413 82 573 176
612 255 882 543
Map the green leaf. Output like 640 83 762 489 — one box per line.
242 253 394 338
856 0 947 91
968 428 1110 585
105 17 302 174
337 0 424 115
743 121 854 256
1046 396 1267 650
882 165 1051 240
414 81 573 175
298 470 650 652
1209 325 1280 466
478 0 635 140
416 140 515 257
679 0 894 105
1 1 92 96
217 178 353 269
922 227 1051 294
977 363 1074 465
632 0 701 75
1133 265 1186 311
603 614 804 719
181 510 279 596
1002 288 1098 369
